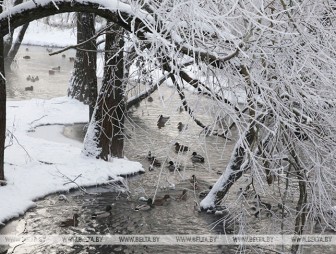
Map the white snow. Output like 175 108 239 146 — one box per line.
13 19 77 47
1 96 144 224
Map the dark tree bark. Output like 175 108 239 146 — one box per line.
68 13 97 120
83 24 125 159
4 0 25 66
6 23 29 66
0 4 6 183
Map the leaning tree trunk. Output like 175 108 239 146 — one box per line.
68 12 97 120
3 0 25 66
0 6 6 183
6 23 29 66
200 125 256 208
82 24 125 160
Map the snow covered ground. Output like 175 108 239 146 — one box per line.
1 20 144 225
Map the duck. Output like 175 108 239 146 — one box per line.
176 189 188 201
135 198 154 211
191 152 205 163
147 151 161 167
177 122 187 132
60 214 79 227
174 142 189 153
25 86 33 91
23 55 31 59
49 69 55 75
157 115 170 128
35 76 39 81
254 195 272 210
92 205 112 219
26 75 31 81
69 57 75 62
168 161 181 172
190 175 198 189
62 54 66 58
147 96 153 102
152 194 171 206
25 48 29 51
52 66 61 71
46 48 53 53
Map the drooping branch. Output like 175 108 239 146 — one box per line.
0 0 239 70
49 23 113 56
126 74 171 110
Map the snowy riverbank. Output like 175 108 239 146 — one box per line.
0 97 144 225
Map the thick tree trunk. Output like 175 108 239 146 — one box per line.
83 24 125 159
0 6 6 183
68 12 97 120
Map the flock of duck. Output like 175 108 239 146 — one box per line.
147 145 204 172
59 188 193 227
23 47 74 92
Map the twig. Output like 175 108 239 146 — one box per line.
29 114 47 125
49 23 113 56
55 167 96 195
6 129 31 160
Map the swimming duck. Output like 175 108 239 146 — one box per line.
60 214 79 227
147 96 153 102
92 205 112 219
23 55 31 59
69 57 75 62
52 66 61 71
190 175 198 189
35 76 39 81
26 75 31 81
147 151 161 167
174 142 189 153
49 69 55 75
157 115 170 128
168 161 181 172
176 189 188 201
191 152 205 163
177 122 187 132
62 54 66 58
135 198 154 211
25 86 33 91
152 194 171 206
46 48 53 53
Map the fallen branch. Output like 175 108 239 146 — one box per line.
5 129 31 160
56 167 96 195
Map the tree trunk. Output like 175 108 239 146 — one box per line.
82 24 125 159
0 6 6 183
200 126 256 208
68 12 97 120
6 23 29 66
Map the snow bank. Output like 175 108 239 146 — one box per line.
1 96 144 224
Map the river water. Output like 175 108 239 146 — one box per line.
0 46 239 254
1 46 332 254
